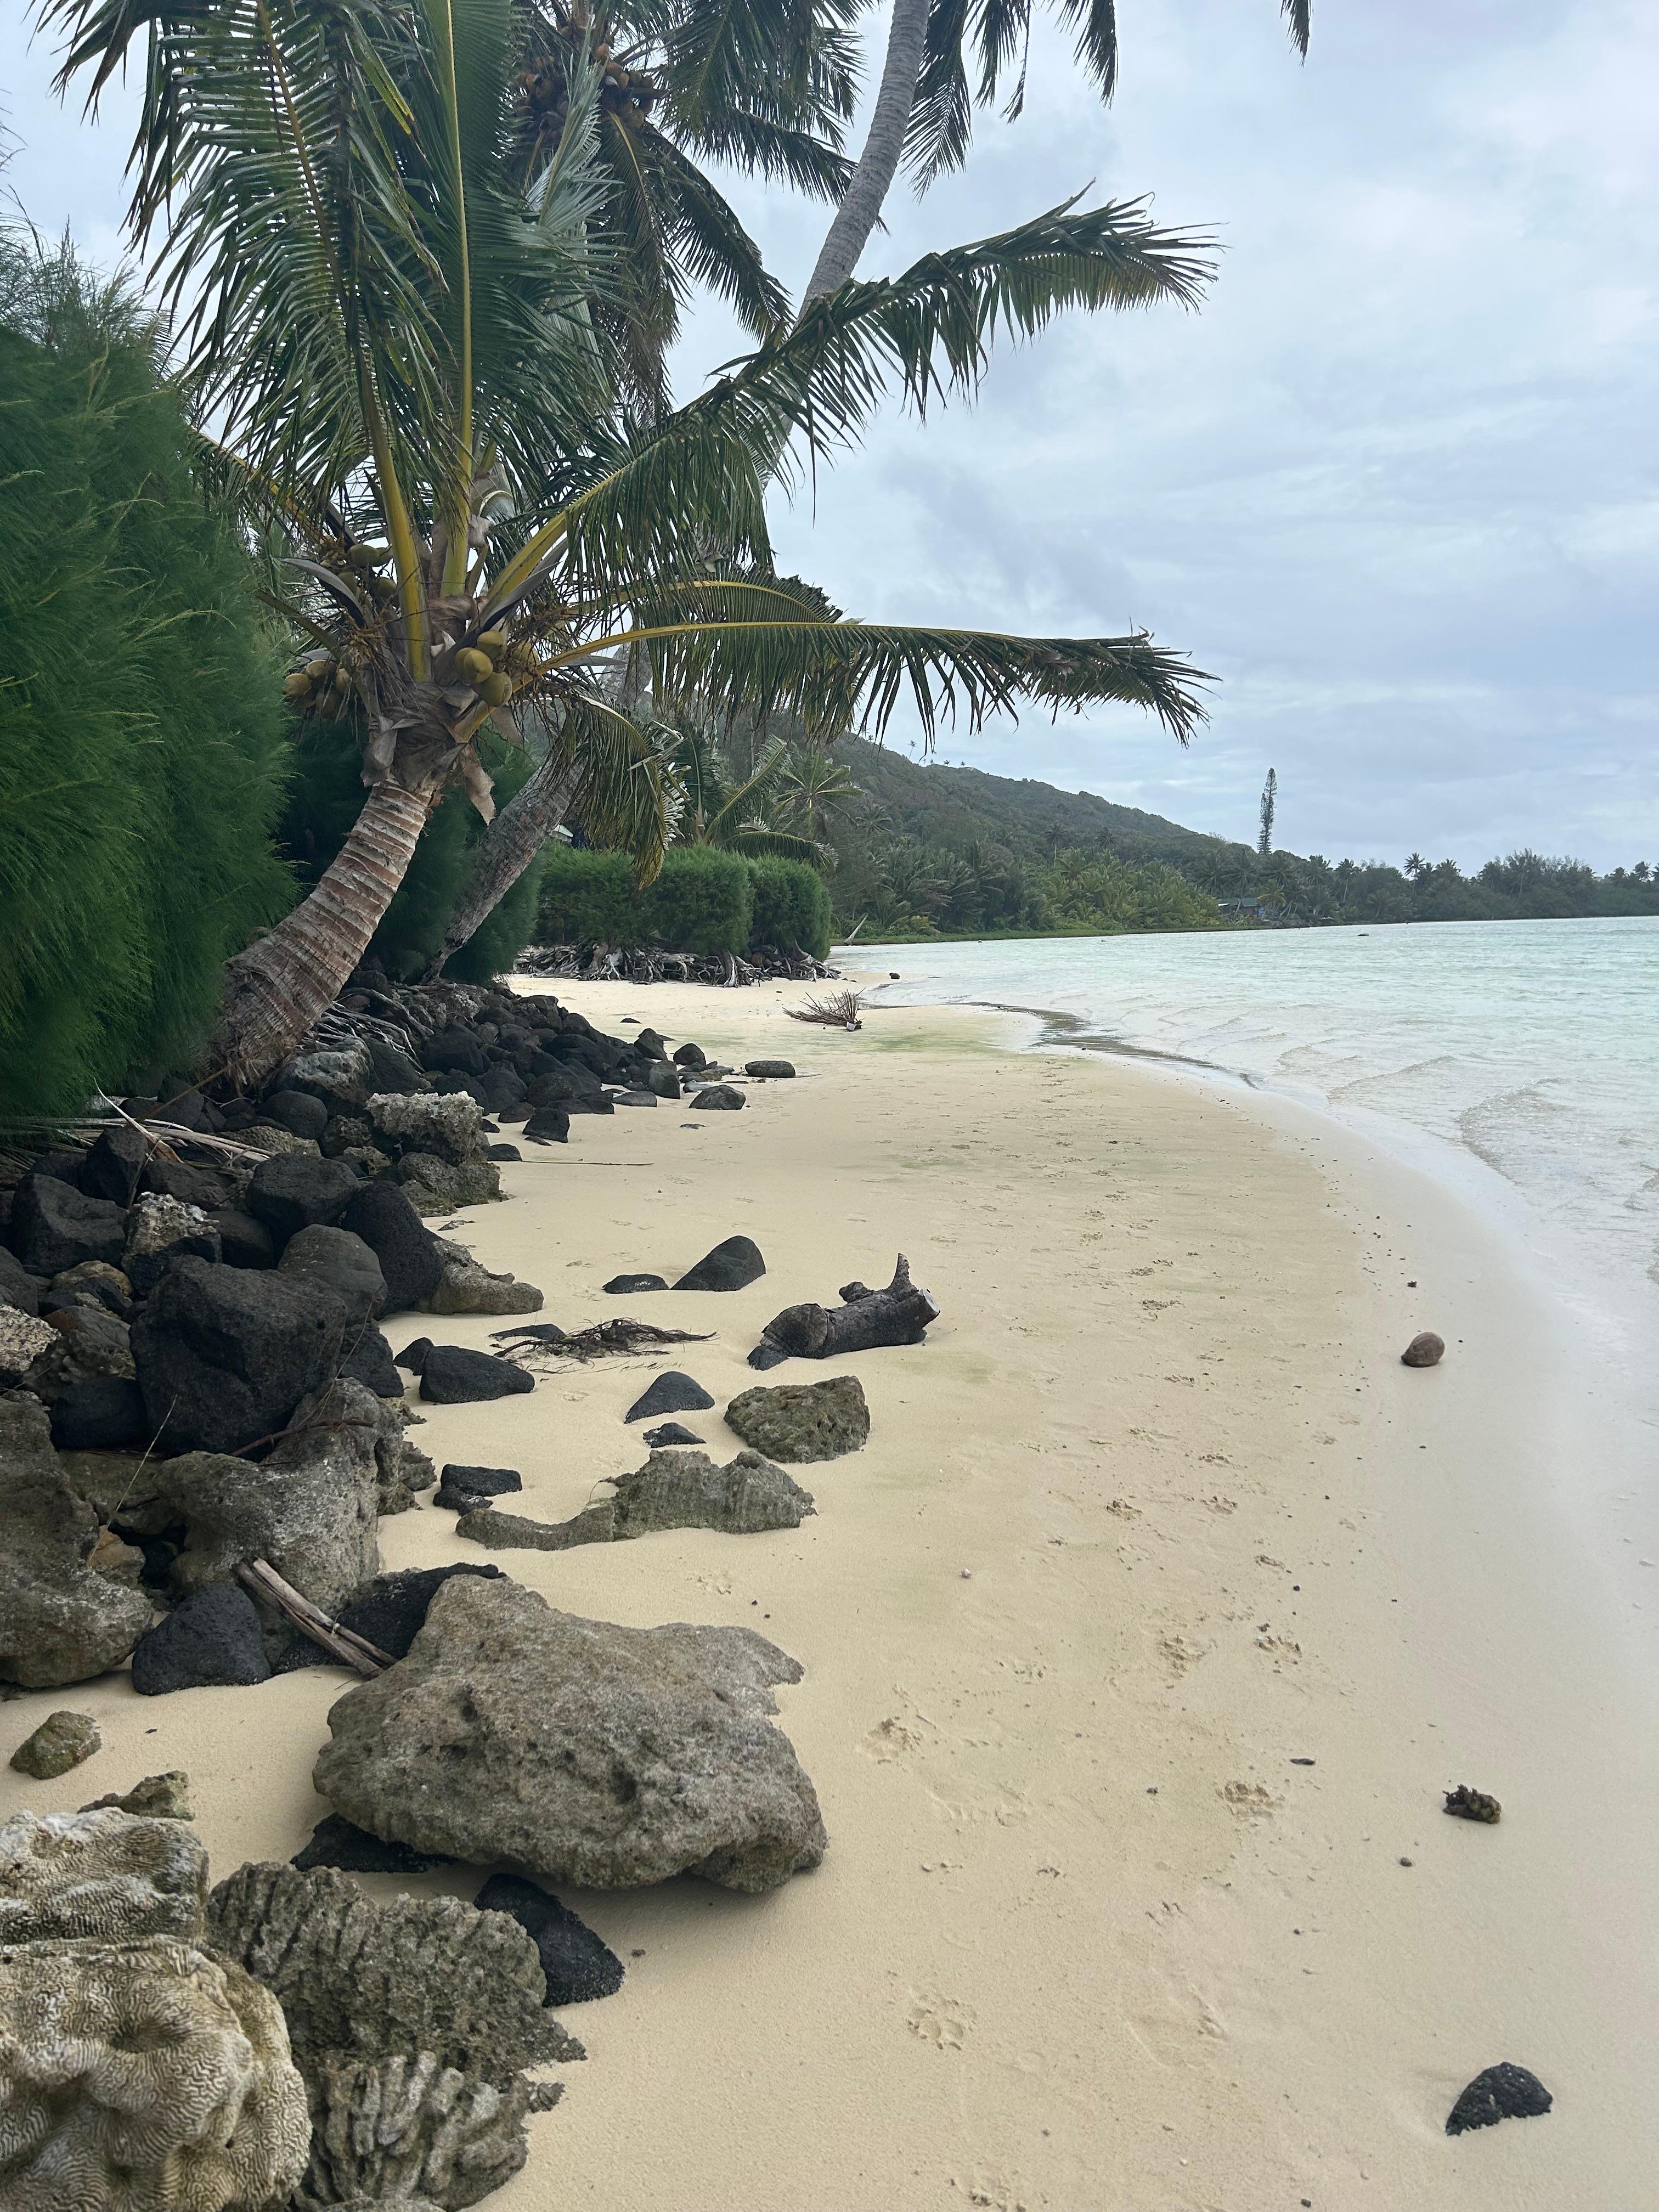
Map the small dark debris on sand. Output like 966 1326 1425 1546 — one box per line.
1443 1783 1501 1823
1446 2061 1551 2135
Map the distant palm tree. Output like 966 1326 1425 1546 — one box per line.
1404 851 1428 880
652 716 825 861
774 745 864 853
803 0 1311 305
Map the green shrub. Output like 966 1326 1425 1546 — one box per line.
1036 851 1220 933
0 243 295 1120
747 856 832 960
535 847 640 945
537 847 754 955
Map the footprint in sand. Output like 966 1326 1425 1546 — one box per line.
1160 1633 1209 1677
860 1717 925 1763
907 1989 972 2050
1221 1781 1281 1819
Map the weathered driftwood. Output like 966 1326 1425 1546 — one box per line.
235 1559 392 1676
750 1255 939 1367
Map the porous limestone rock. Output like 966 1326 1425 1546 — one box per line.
366 1092 489 1166
0 1393 157 1689
80 1773 194 1822
205 1862 581 2079
312 1575 826 1893
425 1249 544 1316
0 1936 309 2210
460 1448 813 1553
297 2053 552 2210
0 1808 207 1944
121 1192 221 1294
9 1709 100 1780
723 1374 871 1463
155 1379 382 1657
394 1153 503 1217
0 1307 57 1386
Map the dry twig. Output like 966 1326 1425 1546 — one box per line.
235 1559 392 1675
785 989 865 1030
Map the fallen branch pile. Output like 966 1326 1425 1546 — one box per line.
490 1317 715 1364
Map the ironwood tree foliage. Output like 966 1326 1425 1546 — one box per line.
0 235 294 1120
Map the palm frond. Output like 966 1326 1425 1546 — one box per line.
552 689 673 878
1282 0 1311 60
685 194 1215 467
605 591 1212 744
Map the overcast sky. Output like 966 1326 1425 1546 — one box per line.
5 0 1655 868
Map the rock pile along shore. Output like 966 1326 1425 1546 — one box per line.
0 964 877 2210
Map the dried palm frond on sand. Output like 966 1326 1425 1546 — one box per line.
786 990 865 1030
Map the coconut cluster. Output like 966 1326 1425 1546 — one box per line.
520 34 659 128
282 653 356 718
449 627 538 710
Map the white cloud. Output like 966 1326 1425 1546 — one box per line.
4 0 1654 867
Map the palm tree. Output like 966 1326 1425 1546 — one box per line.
803 0 1311 304
507 0 861 403
775 743 864 844
48 0 1216 1083
648 716 825 860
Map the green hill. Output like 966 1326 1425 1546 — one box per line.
834 737 1231 870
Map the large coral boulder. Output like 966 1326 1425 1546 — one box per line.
129 1257 347 1453
0 1935 310 2211
723 1373 871 1462
155 1379 382 1655
312 1575 826 1893
205 1861 579 2080
0 1809 208 1945
0 1394 156 1688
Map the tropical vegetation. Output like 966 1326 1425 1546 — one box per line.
535 844 832 958
38 0 1215 1094
0 232 294 1119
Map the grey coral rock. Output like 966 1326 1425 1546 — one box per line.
723 1373 871 1462
0 1935 309 2211
155 1379 381 1658
0 1808 208 1944
425 1246 544 1316
297 2053 552 2210
459 1447 814 1553
0 1392 157 1688
367 1092 489 1167
205 1861 582 2081
312 1574 826 1893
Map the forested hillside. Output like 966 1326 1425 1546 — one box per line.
819 741 1659 938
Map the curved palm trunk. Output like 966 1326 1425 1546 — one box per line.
213 777 433 1087
425 752 583 979
801 0 932 307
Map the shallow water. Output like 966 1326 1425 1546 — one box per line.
854 917 1659 1382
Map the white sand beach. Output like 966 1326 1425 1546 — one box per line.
6 981 1656 2210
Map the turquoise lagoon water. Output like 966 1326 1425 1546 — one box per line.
851 917 1659 1384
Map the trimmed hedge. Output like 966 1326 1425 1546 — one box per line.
536 848 831 957
537 846 755 955
747 856 832 961
0 263 295 1119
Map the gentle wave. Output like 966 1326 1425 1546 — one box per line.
853 916 1659 1365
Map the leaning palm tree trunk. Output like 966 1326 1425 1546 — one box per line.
426 753 584 979
213 778 433 1087
800 0 932 306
